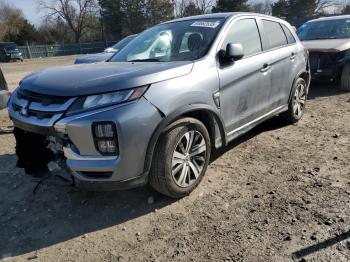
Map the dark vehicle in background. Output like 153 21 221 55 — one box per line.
298 15 350 90
0 42 23 63
74 35 137 64
0 68 10 110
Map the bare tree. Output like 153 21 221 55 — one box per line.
38 0 98 43
315 0 341 13
174 0 189 17
174 0 213 17
193 0 215 14
249 0 273 14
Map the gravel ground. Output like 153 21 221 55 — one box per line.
0 57 349 262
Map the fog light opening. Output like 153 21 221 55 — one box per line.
92 122 118 155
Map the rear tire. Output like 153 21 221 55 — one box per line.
150 118 211 198
340 64 350 91
281 78 308 123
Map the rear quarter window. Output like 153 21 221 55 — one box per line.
281 24 296 44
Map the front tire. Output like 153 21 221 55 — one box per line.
281 78 308 123
150 118 211 198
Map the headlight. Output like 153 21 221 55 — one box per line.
66 85 148 115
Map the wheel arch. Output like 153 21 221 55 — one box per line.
143 104 227 174
288 69 310 103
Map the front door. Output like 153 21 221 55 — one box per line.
217 18 272 134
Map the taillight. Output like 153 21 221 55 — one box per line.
92 122 118 155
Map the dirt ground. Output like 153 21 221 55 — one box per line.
0 57 350 262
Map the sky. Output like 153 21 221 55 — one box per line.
1 0 345 27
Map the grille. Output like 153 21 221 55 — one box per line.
12 89 75 121
17 89 69 105
309 52 341 71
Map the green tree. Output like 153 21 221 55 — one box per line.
99 0 124 39
271 0 288 18
288 0 317 25
212 0 249 13
121 0 147 35
99 0 174 39
272 0 337 26
13 20 39 45
145 0 174 26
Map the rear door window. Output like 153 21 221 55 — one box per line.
221 18 262 58
263 20 288 49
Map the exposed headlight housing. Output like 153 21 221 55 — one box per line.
67 85 148 115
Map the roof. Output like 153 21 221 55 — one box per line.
163 12 285 24
308 15 350 23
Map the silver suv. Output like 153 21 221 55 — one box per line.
8 13 310 198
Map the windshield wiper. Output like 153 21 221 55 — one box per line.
128 58 160 62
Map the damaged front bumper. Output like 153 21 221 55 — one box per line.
8 89 163 190
309 51 347 82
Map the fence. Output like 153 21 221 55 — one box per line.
18 41 118 59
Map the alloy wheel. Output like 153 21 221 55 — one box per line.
293 82 306 118
171 130 207 188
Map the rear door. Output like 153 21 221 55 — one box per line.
217 18 272 133
261 19 297 108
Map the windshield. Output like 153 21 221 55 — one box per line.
110 18 225 62
297 19 350 41
111 35 136 51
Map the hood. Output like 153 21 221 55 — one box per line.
21 61 194 97
302 39 350 52
75 53 113 64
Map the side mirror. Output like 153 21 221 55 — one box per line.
226 43 244 61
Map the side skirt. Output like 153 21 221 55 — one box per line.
226 105 288 144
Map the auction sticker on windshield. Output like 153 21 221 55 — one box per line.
191 21 221 28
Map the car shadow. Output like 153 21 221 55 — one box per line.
308 82 348 100
291 230 350 261
0 152 175 258
211 116 289 162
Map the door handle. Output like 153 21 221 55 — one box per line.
290 52 296 60
260 63 271 73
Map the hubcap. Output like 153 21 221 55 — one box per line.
293 83 306 118
171 130 207 188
